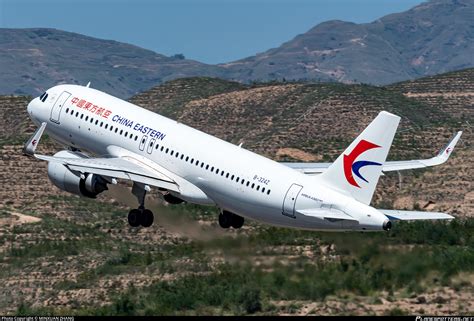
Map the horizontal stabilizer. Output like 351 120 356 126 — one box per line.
380 209 454 221
298 208 358 222
282 131 462 175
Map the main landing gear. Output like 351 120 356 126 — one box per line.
127 183 154 228
218 210 244 229
128 208 154 228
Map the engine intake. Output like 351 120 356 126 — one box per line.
383 220 392 231
47 150 108 198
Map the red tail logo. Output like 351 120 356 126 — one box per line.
343 140 381 188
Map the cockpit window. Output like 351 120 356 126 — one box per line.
40 93 48 102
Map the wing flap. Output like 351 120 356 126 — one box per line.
380 209 454 221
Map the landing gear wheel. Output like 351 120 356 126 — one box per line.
141 209 154 227
218 213 231 229
231 215 244 229
128 209 142 227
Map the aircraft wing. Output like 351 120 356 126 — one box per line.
282 131 462 174
35 154 179 192
379 209 454 221
280 162 331 175
24 122 179 192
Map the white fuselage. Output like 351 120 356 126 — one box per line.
27 84 388 231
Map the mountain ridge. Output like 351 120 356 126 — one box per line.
1 0 473 97
220 0 474 84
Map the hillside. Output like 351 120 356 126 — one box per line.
1 0 473 98
0 28 223 98
0 69 472 315
128 70 472 218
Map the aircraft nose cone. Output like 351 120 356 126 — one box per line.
27 98 35 115
27 97 42 125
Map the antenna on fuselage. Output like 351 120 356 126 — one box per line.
86 81 91 88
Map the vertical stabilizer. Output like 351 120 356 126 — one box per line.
318 111 400 205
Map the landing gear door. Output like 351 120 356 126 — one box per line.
282 184 303 218
50 91 71 124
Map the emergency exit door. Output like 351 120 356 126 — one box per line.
282 184 303 218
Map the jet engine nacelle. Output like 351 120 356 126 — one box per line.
47 150 108 198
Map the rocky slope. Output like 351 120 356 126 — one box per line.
0 69 472 315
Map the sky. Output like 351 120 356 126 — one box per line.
0 0 426 64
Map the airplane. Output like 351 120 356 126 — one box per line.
23 84 462 232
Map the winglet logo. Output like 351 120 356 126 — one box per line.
343 140 381 188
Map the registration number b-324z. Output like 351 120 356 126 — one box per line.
253 175 270 185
